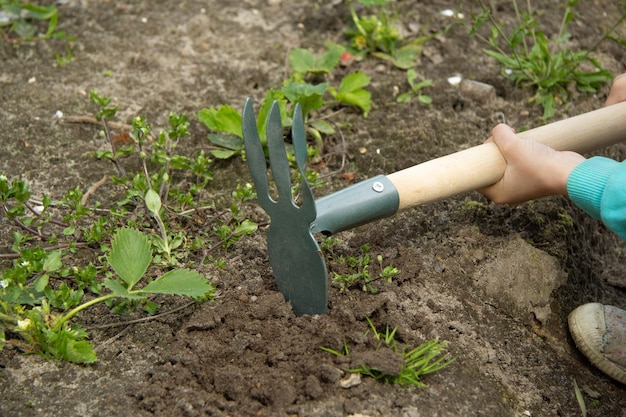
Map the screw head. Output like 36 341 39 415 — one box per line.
372 181 385 193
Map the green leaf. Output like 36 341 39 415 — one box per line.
257 91 289 144
144 189 162 214
210 149 239 159
104 278 130 297
418 95 432 104
331 72 372 116
137 269 213 297
288 45 343 74
65 340 98 364
33 274 49 293
282 82 328 117
334 89 372 117
43 250 62 272
107 228 152 289
317 45 344 73
338 71 371 94
233 219 258 237
207 133 244 151
396 92 412 103
391 45 422 69
289 48 316 73
198 105 243 138
310 119 335 135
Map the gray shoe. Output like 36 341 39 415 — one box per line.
568 303 626 384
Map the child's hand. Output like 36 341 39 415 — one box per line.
480 73 624 205
478 124 585 205
606 73 626 106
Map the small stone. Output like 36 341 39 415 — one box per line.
339 373 361 388
318 364 343 383
460 79 496 102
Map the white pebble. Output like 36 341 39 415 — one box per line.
447 75 462 86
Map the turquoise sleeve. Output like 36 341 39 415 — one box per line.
566 157 626 241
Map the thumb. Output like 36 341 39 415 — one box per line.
490 124 518 156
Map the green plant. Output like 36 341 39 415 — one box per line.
1 84 265 363
209 184 259 250
346 0 398 55
199 78 370 160
396 69 433 104
0 0 74 43
199 41 373 162
90 90 128 176
54 45 74 66
328 71 372 116
1 227 213 363
573 378 587 417
345 0 433 69
322 317 455 387
288 44 344 81
471 0 623 118
331 244 399 293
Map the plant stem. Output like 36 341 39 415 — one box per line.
154 213 171 258
54 293 117 330
101 119 126 177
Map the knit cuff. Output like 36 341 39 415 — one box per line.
566 157 619 220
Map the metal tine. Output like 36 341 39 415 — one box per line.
242 98 274 209
266 101 294 205
291 104 316 222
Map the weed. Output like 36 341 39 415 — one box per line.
573 378 587 417
470 0 623 118
345 0 434 69
90 90 128 176
331 244 400 293
321 317 455 387
0 227 213 363
328 71 372 116
288 44 344 81
0 0 74 43
1 90 261 363
54 45 74 66
396 69 433 104
199 43 372 161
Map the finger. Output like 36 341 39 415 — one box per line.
605 73 626 106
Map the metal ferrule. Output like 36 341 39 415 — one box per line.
310 175 399 235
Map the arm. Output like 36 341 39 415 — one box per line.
478 73 626 240
567 158 626 241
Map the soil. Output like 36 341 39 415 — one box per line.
1 0 626 416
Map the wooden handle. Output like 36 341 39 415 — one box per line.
386 101 626 210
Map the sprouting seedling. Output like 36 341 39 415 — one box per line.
144 189 172 262
89 90 127 176
321 317 455 387
331 245 399 293
396 69 433 104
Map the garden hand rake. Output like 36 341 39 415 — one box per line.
243 99 626 316
243 99 327 316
